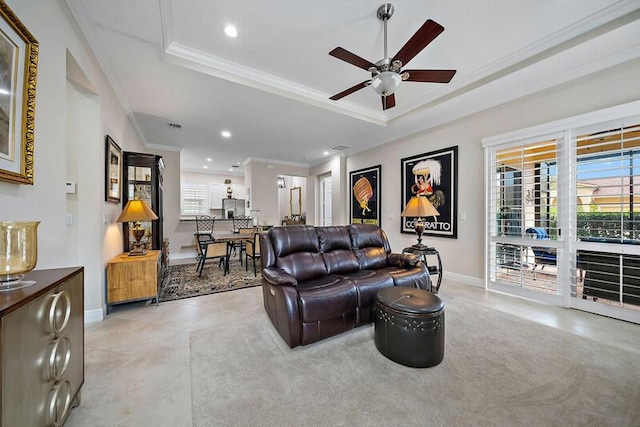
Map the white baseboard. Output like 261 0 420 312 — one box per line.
84 308 104 323
443 271 485 288
170 252 197 261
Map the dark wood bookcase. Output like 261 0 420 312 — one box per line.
122 151 164 253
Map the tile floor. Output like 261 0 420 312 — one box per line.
65 279 640 427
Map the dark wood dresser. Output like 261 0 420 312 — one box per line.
0 267 84 426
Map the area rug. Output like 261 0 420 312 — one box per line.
158 259 261 302
190 290 640 426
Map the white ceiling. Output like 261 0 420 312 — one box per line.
65 0 640 175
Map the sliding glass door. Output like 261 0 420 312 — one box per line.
483 101 640 323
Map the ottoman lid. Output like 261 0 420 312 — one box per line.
376 287 443 314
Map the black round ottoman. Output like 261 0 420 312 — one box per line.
374 286 445 368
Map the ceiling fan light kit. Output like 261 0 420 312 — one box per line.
329 3 457 111
371 71 402 96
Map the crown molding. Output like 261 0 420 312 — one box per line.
145 142 182 153
243 157 310 168
388 2 640 119
163 42 387 127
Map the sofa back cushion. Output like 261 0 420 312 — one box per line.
317 226 359 274
268 226 327 281
349 224 391 269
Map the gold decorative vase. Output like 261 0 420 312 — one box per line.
0 221 40 290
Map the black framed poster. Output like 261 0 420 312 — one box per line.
401 146 458 238
350 165 381 226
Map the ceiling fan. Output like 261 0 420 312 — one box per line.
329 3 456 111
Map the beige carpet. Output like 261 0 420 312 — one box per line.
190 291 640 426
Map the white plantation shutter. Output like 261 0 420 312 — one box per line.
181 184 208 215
486 135 563 294
573 122 640 308
574 124 640 242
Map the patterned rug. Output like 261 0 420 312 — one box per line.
159 259 262 302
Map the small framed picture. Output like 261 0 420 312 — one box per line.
105 135 122 203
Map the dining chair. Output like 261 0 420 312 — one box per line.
230 215 252 261
245 231 261 277
195 215 226 274
232 215 252 232
236 227 255 265
197 240 229 277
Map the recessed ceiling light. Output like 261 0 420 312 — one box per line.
221 130 231 138
229 168 233 172
224 25 238 38
323 151 330 155
206 158 212 162
203 166 208 169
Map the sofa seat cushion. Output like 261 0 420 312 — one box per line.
297 277 357 322
338 270 394 308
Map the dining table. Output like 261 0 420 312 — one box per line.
194 231 258 272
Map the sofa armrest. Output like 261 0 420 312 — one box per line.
262 267 298 287
388 252 420 268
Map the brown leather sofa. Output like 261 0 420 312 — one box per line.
259 224 432 348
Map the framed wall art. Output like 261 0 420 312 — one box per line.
105 135 122 203
0 1 39 184
350 164 381 226
401 146 458 238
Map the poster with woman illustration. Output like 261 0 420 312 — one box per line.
401 146 457 238
350 165 381 226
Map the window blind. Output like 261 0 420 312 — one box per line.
488 137 561 293
181 184 208 215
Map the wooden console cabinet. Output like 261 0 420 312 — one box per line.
106 250 161 313
0 267 84 426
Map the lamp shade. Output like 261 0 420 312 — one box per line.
401 196 440 218
116 199 158 223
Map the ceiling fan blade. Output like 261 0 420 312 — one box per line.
329 47 376 71
404 69 456 83
382 94 396 110
329 81 369 101
393 20 444 66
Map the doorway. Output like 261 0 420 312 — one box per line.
319 174 332 226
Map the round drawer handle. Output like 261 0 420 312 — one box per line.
47 335 71 382
48 379 72 427
49 291 71 336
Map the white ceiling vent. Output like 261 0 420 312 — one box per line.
331 145 350 151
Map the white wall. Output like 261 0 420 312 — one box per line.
0 0 147 322
347 58 640 283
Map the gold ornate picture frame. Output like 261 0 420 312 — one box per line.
0 1 38 185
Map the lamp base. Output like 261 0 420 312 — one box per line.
128 247 148 256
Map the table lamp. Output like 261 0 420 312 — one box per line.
117 199 158 255
401 196 439 249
